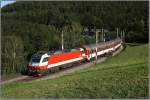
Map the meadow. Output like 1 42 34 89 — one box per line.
1 44 148 99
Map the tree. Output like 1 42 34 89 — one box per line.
1 36 24 74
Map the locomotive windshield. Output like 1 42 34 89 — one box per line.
42 57 48 62
30 53 43 63
31 58 41 63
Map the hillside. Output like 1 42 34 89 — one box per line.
2 44 148 98
1 1 149 76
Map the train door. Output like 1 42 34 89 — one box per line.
90 49 95 58
86 49 91 61
80 48 86 57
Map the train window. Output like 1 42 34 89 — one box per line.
64 49 71 53
91 49 94 53
31 58 40 63
79 48 85 53
82 48 86 53
71 49 77 52
47 51 55 55
54 51 62 54
82 50 85 53
42 57 48 62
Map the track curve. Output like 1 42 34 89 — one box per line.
1 45 123 84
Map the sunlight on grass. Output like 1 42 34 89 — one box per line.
2 44 148 98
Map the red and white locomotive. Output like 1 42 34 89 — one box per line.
28 38 122 76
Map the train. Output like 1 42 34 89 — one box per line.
27 38 122 76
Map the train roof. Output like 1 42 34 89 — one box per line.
47 48 80 56
32 53 44 58
32 48 81 57
31 51 48 58
82 38 122 49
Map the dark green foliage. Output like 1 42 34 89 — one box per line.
1 1 148 75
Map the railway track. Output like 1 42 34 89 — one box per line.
18 60 90 82
1 46 123 84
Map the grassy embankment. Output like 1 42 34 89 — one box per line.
1 44 148 98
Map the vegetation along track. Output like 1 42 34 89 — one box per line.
1 46 123 84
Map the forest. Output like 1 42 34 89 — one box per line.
1 1 149 75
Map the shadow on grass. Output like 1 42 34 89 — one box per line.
126 43 144 47
80 62 146 75
122 43 127 52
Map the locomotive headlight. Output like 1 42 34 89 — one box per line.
32 63 39 66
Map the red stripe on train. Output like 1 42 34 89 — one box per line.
48 51 82 64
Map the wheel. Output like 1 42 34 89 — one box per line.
50 67 59 73
59 66 63 70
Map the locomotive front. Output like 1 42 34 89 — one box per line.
27 52 49 76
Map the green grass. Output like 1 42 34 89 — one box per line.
1 44 148 98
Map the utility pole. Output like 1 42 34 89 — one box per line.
123 30 125 38
121 31 122 39
104 30 105 42
95 29 98 64
123 30 125 42
96 29 98 63
102 27 103 42
117 28 119 38
96 29 98 45
61 30 64 50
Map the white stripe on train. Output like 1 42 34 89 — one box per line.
48 57 83 68
47 43 122 69
47 43 121 68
